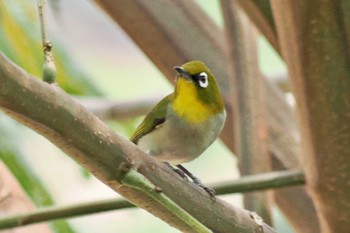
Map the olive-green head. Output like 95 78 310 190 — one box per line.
130 61 226 143
173 61 224 116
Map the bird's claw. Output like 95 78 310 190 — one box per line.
173 168 189 181
193 177 216 200
164 162 188 181
166 163 216 200
176 165 216 200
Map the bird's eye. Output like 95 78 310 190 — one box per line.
198 72 208 88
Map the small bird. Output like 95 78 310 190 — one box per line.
131 61 226 196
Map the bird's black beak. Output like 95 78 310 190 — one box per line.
174 66 192 80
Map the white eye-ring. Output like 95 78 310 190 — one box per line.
198 72 209 88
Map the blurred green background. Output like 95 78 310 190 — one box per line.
0 0 290 232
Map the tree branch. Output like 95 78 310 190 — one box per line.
0 198 133 230
220 0 272 223
0 53 275 232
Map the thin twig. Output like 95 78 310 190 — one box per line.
214 169 304 195
0 198 133 230
37 0 48 44
37 0 56 83
0 170 304 230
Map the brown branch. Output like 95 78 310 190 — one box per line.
0 53 276 232
271 157 320 233
220 0 272 223
271 1 350 232
235 0 280 55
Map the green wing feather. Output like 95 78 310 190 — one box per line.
130 94 173 144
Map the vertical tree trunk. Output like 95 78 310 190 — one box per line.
271 1 350 232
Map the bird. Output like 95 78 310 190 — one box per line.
130 60 226 197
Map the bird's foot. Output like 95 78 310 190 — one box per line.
176 165 216 200
163 162 188 181
192 177 216 200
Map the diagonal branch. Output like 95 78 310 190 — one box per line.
0 53 275 232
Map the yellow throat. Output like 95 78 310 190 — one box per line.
172 78 218 124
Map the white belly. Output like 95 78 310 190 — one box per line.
137 110 226 165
